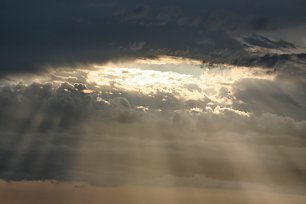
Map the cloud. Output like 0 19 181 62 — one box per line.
233 79 306 120
129 41 146 52
0 60 306 194
1 1 306 199
1 0 306 75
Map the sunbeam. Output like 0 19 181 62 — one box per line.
0 56 306 203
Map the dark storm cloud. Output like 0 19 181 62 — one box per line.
1 0 306 75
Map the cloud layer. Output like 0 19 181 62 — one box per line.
0 58 305 195
1 0 306 75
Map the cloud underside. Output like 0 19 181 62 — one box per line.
1 0 306 75
0 58 306 195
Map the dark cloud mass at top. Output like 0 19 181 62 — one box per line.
1 0 306 74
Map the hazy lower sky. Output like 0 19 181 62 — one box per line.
1 1 306 203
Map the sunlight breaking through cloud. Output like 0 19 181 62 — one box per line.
2 0 306 203
0 56 305 203
85 56 276 109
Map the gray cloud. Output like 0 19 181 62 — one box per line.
1 0 306 75
1 1 306 194
0 65 306 193
233 79 306 120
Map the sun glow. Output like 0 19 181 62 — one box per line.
0 56 277 114
87 56 276 104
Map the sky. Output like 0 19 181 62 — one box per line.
1 1 306 203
